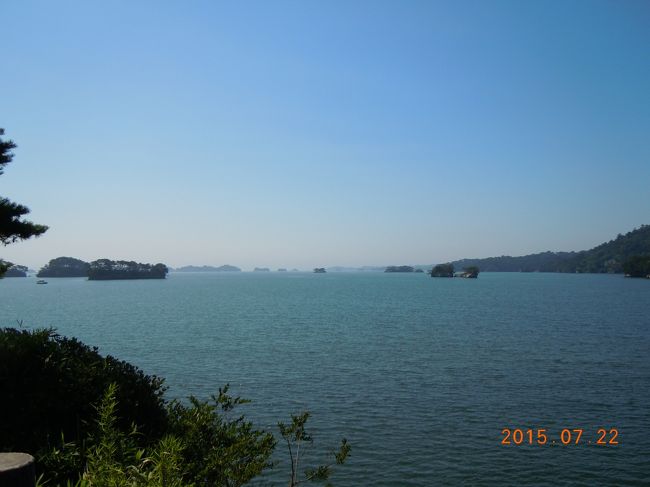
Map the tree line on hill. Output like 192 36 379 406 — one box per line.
448 225 650 275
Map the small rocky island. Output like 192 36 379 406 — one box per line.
430 263 454 277
88 259 168 280
253 267 270 272
456 266 480 278
430 264 479 278
313 268 326 273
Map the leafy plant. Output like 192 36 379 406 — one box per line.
165 385 275 487
0 327 167 484
4 328 349 487
279 412 350 486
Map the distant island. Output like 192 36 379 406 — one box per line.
37 257 90 277
430 264 479 278
326 266 385 272
3 264 28 277
277 268 287 272
445 225 650 275
385 266 414 273
313 268 326 273
456 266 479 278
430 264 454 277
88 259 168 280
253 267 270 272
174 265 241 272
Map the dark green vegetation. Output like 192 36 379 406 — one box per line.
430 263 454 277
36 258 170 280
2 264 28 277
0 328 167 484
37 257 90 277
313 268 326 273
451 225 650 274
452 252 576 273
0 129 48 277
623 255 650 278
384 266 414 273
0 328 349 486
174 265 241 272
88 259 168 280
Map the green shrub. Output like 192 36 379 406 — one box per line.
0 328 167 483
2 327 348 487
165 386 275 487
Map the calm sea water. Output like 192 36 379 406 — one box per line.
1 272 649 486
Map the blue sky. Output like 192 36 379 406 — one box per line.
2 0 649 269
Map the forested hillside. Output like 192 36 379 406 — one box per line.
451 225 650 273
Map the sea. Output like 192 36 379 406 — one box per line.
1 272 649 486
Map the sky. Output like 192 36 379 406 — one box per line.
2 0 649 270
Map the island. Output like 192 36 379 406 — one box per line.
313 268 326 273
253 267 270 272
174 265 241 272
385 266 414 273
277 268 287 272
4 264 28 277
37 257 90 277
88 259 168 280
430 263 454 277
456 266 480 278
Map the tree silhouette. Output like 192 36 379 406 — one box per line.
0 128 48 246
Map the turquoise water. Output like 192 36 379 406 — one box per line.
1 272 649 486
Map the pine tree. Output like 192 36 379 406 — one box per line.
0 128 48 275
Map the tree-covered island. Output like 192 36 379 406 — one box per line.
430 263 454 277
385 265 414 273
2 263 28 277
37 257 90 277
457 266 480 278
429 264 480 278
88 259 168 280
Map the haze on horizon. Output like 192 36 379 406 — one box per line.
2 1 649 271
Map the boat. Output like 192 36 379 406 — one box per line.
36 280 48 284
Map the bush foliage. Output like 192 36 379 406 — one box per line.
1 327 349 486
